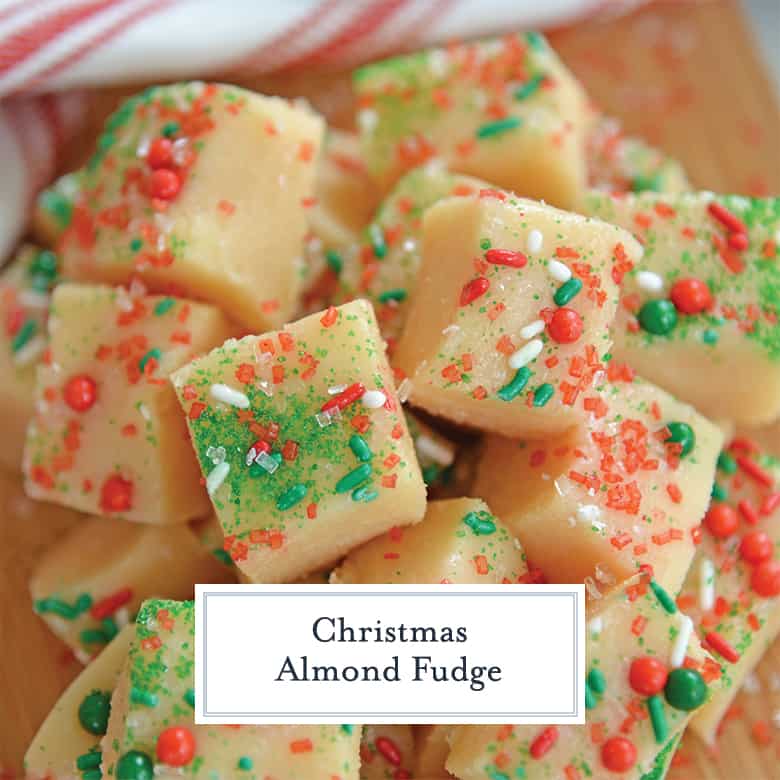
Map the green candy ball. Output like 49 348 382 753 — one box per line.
116 750 154 780
665 422 696 457
77 689 111 736
638 299 677 335
664 667 707 711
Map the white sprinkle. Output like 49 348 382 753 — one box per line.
256 380 273 398
210 384 249 409
508 338 543 370
670 613 694 668
588 615 603 637
13 336 46 366
255 451 279 474
114 607 130 628
171 137 191 166
396 378 413 404
636 270 664 294
206 445 226 465
526 229 544 254
441 324 461 336
577 504 602 525
328 384 347 395
135 135 150 159
361 389 387 409
357 109 378 133
245 446 258 467
18 290 49 309
548 259 571 283
519 319 545 340
415 435 455 467
699 557 715 611
584 576 602 600
138 403 151 421
75 648 92 665
402 238 417 253
206 461 230 496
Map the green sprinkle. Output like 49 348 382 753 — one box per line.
638 299 677 336
138 348 161 373
238 757 253 771
77 751 103 770
513 74 544 101
647 695 668 744
717 451 737 474
352 484 378 503
587 667 607 694
80 628 110 645
153 298 175 316
480 238 492 250
325 249 343 275
335 463 372 493
129 237 143 252
526 31 546 50
11 319 37 353
665 421 695 457
711 482 727 501
485 768 510 780
40 189 73 227
422 464 440 485
130 687 158 707
212 548 233 566
161 121 180 137
476 116 522 139
585 684 597 709
82 771 103 780
532 383 554 407
498 367 532 402
35 593 92 620
369 223 386 258
341 724 354 734
276 483 308 511
377 288 407 303
101 617 118 641
650 580 676 614
463 511 496 535
349 434 372 462
702 328 719 345
184 688 196 708
96 131 115 152
553 277 583 306
631 173 663 193
29 249 59 279
78 690 111 735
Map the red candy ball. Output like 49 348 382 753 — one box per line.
670 278 713 315
149 168 181 200
629 656 668 696
548 307 584 344
601 737 637 773
156 726 196 766
63 374 97 412
739 530 773 564
146 137 173 169
99 474 134 513
704 504 738 538
751 560 780 598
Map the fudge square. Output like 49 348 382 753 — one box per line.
583 191 780 426
59 83 324 331
474 375 722 596
331 497 527 585
171 299 426 582
31 515 234 663
447 576 722 780
101 600 362 778
23 283 234 524
0 244 57 473
677 438 780 744
394 191 643 439
353 33 591 208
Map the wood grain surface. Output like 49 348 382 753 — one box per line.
2 0 779 776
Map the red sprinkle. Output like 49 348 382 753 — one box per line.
530 726 558 759
705 631 740 663
485 248 527 268
708 201 748 235
63 374 98 412
321 382 366 414
375 736 402 766
99 474 133 513
460 277 490 306
736 455 774 488
90 587 132 620
728 232 749 251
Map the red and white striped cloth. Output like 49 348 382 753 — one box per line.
0 0 639 260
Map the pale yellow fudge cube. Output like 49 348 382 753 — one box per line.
60 83 324 331
102 599 362 778
25 625 132 780
31 515 235 662
353 33 591 208
394 192 642 438
171 299 426 583
582 191 780 425
0 245 57 473
360 725 415 780
340 165 489 346
32 170 82 248
474 375 722 595
23 283 234 523
447 578 721 780
676 439 780 744
413 724 453 778
586 116 690 197
332 498 527 584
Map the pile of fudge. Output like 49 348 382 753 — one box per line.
9 32 779 780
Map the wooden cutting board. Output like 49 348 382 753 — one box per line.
1 0 779 775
